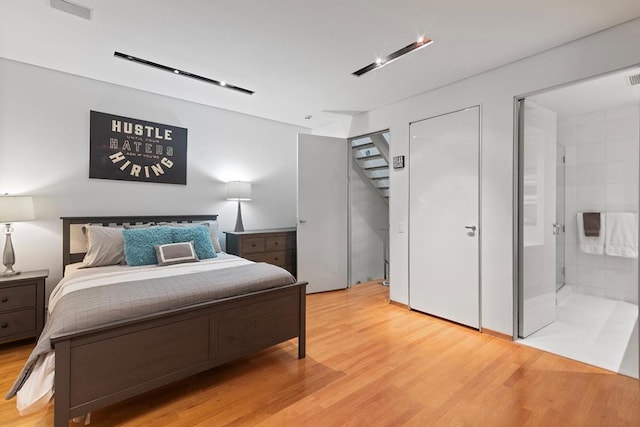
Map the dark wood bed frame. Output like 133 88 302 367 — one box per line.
52 215 306 427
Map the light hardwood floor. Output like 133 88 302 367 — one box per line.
2 282 640 426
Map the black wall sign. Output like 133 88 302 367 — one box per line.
89 111 188 185
393 155 405 169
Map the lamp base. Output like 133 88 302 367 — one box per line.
1 269 20 277
2 224 19 277
234 200 245 232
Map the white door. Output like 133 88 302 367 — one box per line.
519 100 557 337
409 107 480 328
297 134 348 293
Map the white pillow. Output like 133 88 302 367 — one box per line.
81 225 125 267
201 220 222 253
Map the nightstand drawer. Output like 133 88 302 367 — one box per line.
266 236 287 251
243 238 265 254
0 309 36 339
0 283 36 313
225 229 296 278
248 251 290 266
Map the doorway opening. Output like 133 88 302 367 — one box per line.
516 67 640 377
348 130 390 287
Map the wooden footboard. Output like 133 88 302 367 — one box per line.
52 282 306 427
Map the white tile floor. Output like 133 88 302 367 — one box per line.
519 291 639 378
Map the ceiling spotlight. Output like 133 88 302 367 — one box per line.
352 36 434 77
113 51 254 95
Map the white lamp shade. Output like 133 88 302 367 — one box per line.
0 196 35 223
226 181 252 201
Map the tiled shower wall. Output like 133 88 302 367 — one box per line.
558 104 639 304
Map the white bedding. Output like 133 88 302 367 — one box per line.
17 253 253 415
50 253 252 313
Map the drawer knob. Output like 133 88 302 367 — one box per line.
275 242 279 245
252 243 256 247
275 257 279 261
1 322 8 329
1 297 7 303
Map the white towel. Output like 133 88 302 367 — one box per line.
577 212 605 254
605 212 638 258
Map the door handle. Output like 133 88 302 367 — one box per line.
464 225 476 232
299 219 307 224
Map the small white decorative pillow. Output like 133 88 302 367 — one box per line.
155 241 199 266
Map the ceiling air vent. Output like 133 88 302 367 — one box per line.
628 73 640 86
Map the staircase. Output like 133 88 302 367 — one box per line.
350 131 390 202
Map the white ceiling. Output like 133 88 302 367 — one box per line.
2 1 640 129
530 67 640 117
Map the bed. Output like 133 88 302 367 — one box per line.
7 215 307 427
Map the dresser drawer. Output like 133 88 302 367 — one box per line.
0 309 36 339
243 237 265 254
266 236 288 251
0 283 36 313
225 230 296 278
248 251 291 267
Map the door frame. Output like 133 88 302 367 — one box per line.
347 129 391 287
513 97 524 340
512 65 640 344
407 105 483 330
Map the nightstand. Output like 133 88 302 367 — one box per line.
225 229 296 277
0 270 48 344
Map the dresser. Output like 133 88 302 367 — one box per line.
225 228 296 277
0 269 48 344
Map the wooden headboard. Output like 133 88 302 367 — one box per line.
61 215 218 270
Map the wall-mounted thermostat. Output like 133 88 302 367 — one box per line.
393 155 405 169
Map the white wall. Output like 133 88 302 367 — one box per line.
0 58 307 295
343 18 640 335
558 104 639 303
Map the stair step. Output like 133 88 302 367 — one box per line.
357 154 384 161
352 142 375 150
370 176 389 180
363 165 388 171
377 186 389 190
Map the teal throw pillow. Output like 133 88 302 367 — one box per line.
171 225 216 260
122 226 173 266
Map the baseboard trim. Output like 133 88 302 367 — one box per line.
389 299 409 309
482 328 513 341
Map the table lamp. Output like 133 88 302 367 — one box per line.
0 195 35 276
226 181 252 232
